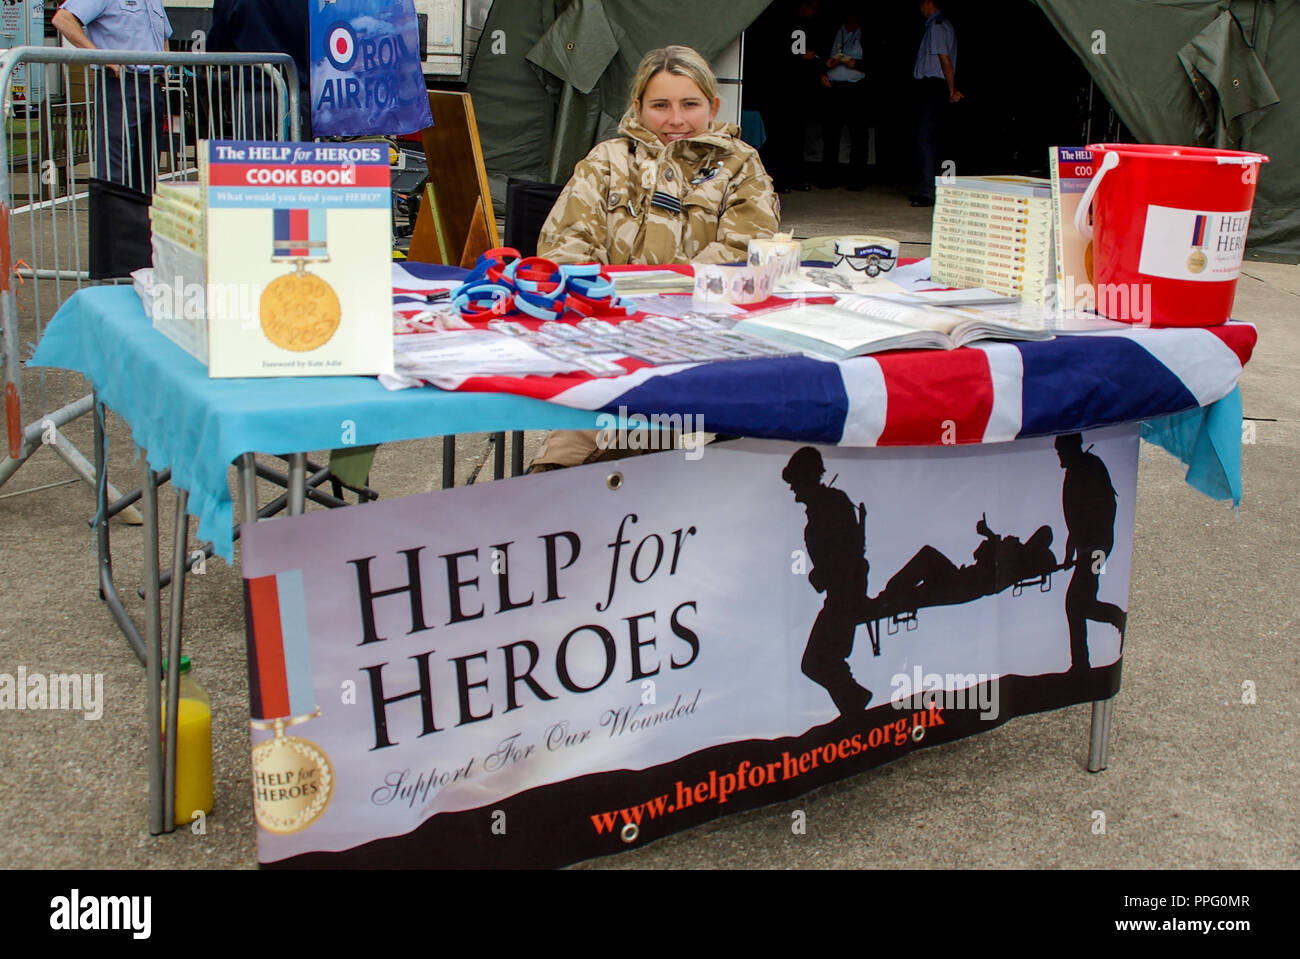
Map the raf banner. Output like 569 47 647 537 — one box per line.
310 0 434 137
242 427 1138 867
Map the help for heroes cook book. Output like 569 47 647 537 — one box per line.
201 140 393 377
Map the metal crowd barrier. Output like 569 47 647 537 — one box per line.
0 47 300 837
1 47 540 835
0 46 300 499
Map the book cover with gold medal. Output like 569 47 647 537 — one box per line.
202 140 393 377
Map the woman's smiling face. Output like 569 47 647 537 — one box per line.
637 70 720 145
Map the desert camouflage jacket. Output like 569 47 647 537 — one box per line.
537 111 780 265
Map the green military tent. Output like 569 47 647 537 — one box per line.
1032 0 1296 259
467 0 1297 259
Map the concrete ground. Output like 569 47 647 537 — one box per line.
0 186 1295 870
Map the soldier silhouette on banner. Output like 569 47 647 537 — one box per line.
783 447 873 716
1055 433 1127 672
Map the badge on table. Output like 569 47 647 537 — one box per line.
832 236 899 279
261 209 341 351
245 570 333 834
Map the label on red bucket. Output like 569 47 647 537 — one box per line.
1138 205 1251 282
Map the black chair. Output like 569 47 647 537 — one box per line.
503 177 564 258
88 178 152 280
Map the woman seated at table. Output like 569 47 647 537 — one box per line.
532 43 781 468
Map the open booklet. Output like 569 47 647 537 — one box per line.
732 295 1053 359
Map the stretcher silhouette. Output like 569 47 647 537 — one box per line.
857 521 1067 657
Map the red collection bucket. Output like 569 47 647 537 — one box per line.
1075 143 1269 327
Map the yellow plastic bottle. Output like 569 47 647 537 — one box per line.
162 655 213 827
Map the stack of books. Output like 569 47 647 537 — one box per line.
149 182 208 363
1048 147 1095 313
929 176 1055 305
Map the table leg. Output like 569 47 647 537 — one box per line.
1087 698 1114 773
141 453 165 835
492 432 506 480
162 488 190 832
238 453 257 527
442 436 455 489
93 396 147 664
288 452 306 515
510 432 524 477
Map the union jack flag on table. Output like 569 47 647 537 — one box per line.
387 262 1256 449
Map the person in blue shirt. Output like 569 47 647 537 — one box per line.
207 0 312 140
819 9 869 191
910 0 962 206
53 0 173 192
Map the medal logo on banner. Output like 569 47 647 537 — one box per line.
1187 214 1209 274
245 569 333 834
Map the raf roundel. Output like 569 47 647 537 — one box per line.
325 22 358 69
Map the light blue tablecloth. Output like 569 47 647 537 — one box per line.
30 286 1250 561
29 287 601 560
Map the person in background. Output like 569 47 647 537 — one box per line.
53 0 172 192
819 9 869 191
532 44 779 469
756 0 829 193
207 0 313 140
910 0 961 206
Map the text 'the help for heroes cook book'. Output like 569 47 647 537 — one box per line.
201 140 392 377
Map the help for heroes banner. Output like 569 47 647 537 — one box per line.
310 0 433 137
242 428 1137 868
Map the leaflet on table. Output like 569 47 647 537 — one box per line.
568 315 797 363
393 331 585 378
626 294 743 318
201 140 393 378
390 314 798 378
609 270 696 295
495 316 792 367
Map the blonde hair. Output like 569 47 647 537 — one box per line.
628 45 719 112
